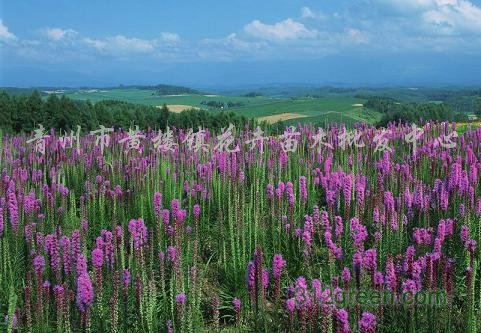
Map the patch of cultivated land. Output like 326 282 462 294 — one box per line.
257 113 307 124
158 104 200 113
62 88 383 126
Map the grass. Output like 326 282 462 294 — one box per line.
63 89 277 108
63 89 383 125
229 96 382 126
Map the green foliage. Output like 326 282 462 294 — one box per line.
151 84 201 96
200 100 245 109
0 90 255 134
243 92 263 97
475 97 481 117
368 96 458 126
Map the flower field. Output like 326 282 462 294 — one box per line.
0 122 480 332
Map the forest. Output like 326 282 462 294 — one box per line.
0 90 252 134
364 96 472 126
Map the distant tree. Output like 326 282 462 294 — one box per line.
0 91 254 134
0 91 13 132
475 97 481 117
243 92 263 97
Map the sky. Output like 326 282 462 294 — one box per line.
1 0 481 88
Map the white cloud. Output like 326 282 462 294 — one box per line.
199 33 266 60
111 35 155 52
301 6 316 18
244 18 318 40
377 0 481 33
422 0 481 34
0 19 16 41
83 35 155 53
390 0 436 9
83 38 108 51
203 33 264 50
42 27 77 41
83 33 182 55
160 32 180 43
344 28 370 44
301 6 328 20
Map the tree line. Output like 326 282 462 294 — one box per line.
0 90 255 134
364 96 470 126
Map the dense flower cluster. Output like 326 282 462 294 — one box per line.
0 122 480 332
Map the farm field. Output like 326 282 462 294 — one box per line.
63 88 278 109
0 122 480 332
62 88 382 125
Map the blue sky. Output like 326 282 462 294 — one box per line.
1 0 481 87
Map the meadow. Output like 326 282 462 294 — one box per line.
62 88 381 126
0 121 480 332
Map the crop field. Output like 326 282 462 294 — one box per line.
62 89 382 126
63 89 277 109
230 97 382 126
0 122 480 332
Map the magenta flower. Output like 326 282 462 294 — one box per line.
384 191 395 212
193 204 200 220
343 173 353 206
167 246 177 263
175 209 187 225
359 312 376 333
71 229 81 267
162 209 170 227
466 239 476 253
153 192 162 218
321 210 330 230
262 268 269 290
385 256 397 292
60 236 71 276
459 203 466 217
266 184 274 200
128 218 148 251
286 298 296 314
33 255 46 276
122 269 131 288
342 267 351 284
53 284 64 319
45 233 60 275
299 176 308 204
337 308 350 332
373 271 384 288
175 292 186 305
403 245 415 274
334 216 343 239
92 248 103 269
350 218 367 248
76 254 87 276
76 273 94 312
232 298 241 322
402 279 417 294
166 320 173 333
440 186 449 211
247 261 255 296
461 225 469 243
286 182 295 207
7 180 18 235
0 208 3 237
363 249 377 272
272 254 286 279
294 276 310 309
